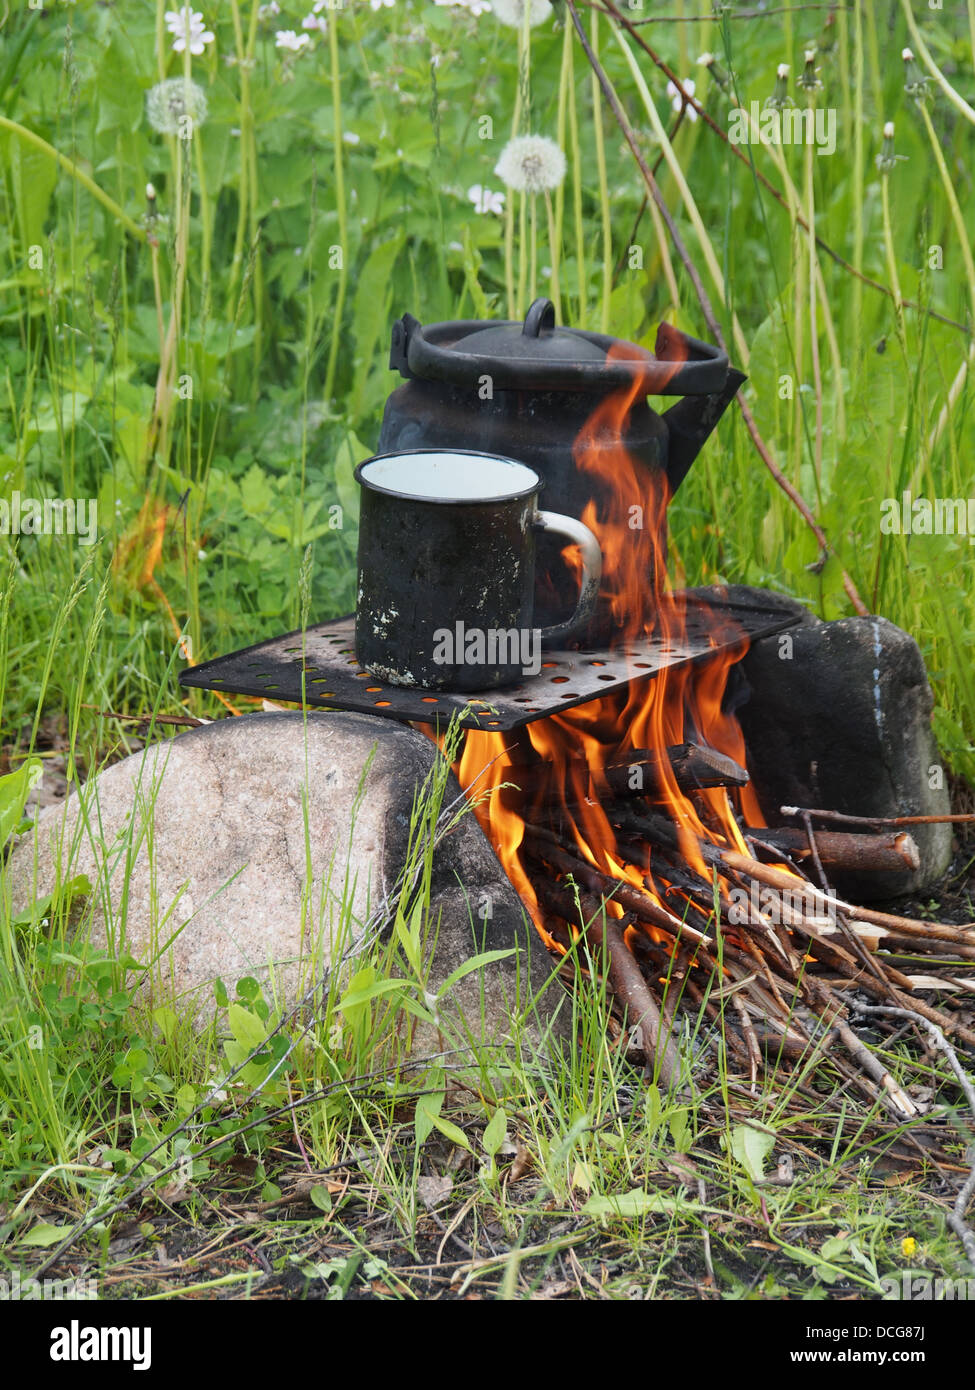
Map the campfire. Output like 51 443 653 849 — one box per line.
450 368 975 1120
181 298 975 1145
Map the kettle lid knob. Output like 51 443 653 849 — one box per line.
522 298 556 339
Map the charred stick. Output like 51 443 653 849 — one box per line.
533 879 682 1089
523 825 704 940
782 805 975 829
866 935 975 963
506 741 749 802
745 826 921 874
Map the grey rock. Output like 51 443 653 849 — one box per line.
733 610 952 899
7 712 566 1052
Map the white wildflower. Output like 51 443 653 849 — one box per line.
146 77 209 136
370 0 396 9
164 7 214 56
494 134 566 194
491 0 551 26
275 29 311 51
666 77 697 121
257 2 281 16
343 131 361 144
302 12 328 32
468 183 505 215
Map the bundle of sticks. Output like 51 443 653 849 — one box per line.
506 740 975 1123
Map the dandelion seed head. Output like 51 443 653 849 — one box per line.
776 63 789 80
902 47 914 62
146 78 209 136
494 134 566 194
490 0 551 28
434 0 493 16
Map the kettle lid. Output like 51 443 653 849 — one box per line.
453 297 607 364
389 298 733 395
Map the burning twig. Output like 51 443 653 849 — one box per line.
507 742 749 802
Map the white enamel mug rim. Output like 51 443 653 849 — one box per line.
355 448 541 505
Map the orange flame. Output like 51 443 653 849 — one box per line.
441 342 766 950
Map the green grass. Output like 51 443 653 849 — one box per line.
1 0 974 1300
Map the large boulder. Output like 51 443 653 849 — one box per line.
6 712 567 1052
709 587 953 899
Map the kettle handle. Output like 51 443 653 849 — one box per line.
532 512 602 648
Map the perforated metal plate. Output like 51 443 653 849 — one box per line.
179 595 797 732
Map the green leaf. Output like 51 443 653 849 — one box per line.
582 1189 681 1220
393 899 424 977
429 1114 472 1152
434 948 516 1001
17 1222 70 1248
351 232 405 406
729 1123 776 1184
4 130 57 260
482 1107 507 1158
152 1007 179 1043
175 1084 197 1114
415 1088 444 1147
333 431 367 528
0 760 42 848
226 1002 267 1053
310 1184 333 1214
338 976 411 1011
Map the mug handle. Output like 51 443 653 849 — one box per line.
533 511 603 647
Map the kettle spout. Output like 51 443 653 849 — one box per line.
662 366 747 496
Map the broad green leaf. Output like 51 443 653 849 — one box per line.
0 760 42 848
481 1107 507 1158
226 1003 267 1052
729 1123 776 1183
415 1088 444 1147
17 1222 70 1248
430 1114 472 1152
333 431 367 528
351 232 405 414
310 1184 333 1214
582 1189 681 1220
152 1007 179 1043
